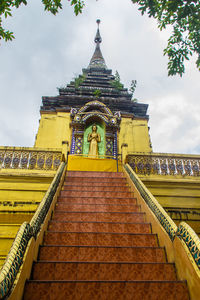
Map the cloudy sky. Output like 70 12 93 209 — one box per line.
0 0 200 154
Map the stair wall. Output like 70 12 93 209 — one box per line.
6 165 67 300
123 164 200 300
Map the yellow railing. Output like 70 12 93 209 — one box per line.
127 152 200 176
0 146 63 170
0 162 66 299
176 222 200 267
124 164 177 240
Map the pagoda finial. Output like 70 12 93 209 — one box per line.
88 19 107 69
95 19 102 43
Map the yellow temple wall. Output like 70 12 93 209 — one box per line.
0 169 55 269
118 117 152 153
35 113 152 155
35 112 71 149
139 174 200 234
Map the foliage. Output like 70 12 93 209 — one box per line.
129 79 137 94
0 0 84 42
132 98 138 102
131 0 200 76
74 73 86 88
57 72 86 90
129 80 137 101
110 71 124 91
93 89 101 98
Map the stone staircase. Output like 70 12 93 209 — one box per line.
23 171 189 300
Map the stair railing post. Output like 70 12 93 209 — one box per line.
62 141 69 162
121 143 128 164
116 154 118 172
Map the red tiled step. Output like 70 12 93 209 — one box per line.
32 261 177 281
23 169 190 300
62 186 130 192
43 232 158 247
57 197 137 205
64 177 127 184
38 245 166 262
60 191 133 198
48 221 151 234
66 171 124 178
52 212 146 223
63 182 128 187
55 203 140 213
23 280 189 300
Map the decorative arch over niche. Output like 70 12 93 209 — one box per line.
70 101 121 158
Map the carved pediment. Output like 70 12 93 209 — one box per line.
70 101 121 128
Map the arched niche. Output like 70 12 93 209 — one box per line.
70 101 121 158
83 119 105 156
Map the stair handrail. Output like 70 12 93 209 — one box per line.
0 161 66 300
0 222 31 300
125 163 200 272
176 222 200 269
124 163 177 240
30 162 65 237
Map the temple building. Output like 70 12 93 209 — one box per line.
35 20 151 159
0 20 200 299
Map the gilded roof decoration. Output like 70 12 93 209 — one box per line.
70 101 121 127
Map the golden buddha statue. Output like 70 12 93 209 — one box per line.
88 124 101 157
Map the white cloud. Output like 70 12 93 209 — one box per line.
0 0 200 154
